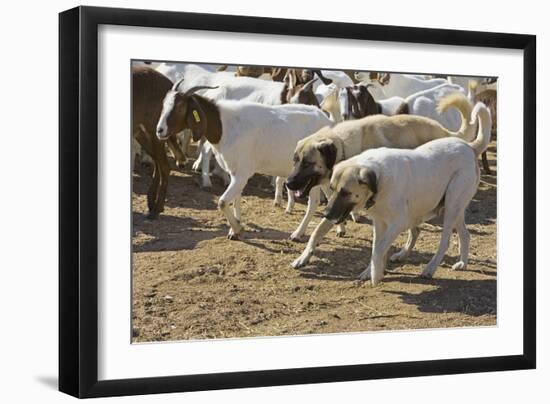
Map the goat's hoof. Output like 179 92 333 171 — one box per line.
358 269 371 281
146 212 159 220
390 251 406 262
227 227 243 240
420 269 434 279
289 233 304 242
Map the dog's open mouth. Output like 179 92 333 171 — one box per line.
293 179 312 199
291 176 319 199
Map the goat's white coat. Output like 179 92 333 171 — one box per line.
210 100 333 238
357 73 452 100
337 83 467 132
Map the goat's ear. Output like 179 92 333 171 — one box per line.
357 167 377 195
185 96 208 142
379 73 390 85
186 95 222 144
317 141 337 170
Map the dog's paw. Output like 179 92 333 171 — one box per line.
289 231 304 242
350 212 360 223
336 229 346 238
273 199 282 208
191 160 201 172
452 261 467 271
291 253 310 268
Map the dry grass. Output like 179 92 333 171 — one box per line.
131 143 497 342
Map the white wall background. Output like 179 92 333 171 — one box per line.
0 0 546 402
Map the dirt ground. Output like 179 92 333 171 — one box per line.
131 143 497 343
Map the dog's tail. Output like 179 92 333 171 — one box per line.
437 92 476 141
468 102 492 157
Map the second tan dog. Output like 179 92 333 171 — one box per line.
286 92 476 241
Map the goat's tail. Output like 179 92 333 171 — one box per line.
468 102 492 157
437 92 475 141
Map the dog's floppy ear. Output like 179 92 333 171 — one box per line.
317 141 337 170
357 167 378 195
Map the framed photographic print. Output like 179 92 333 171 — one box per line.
59 5 536 398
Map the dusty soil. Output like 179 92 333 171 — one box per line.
131 144 497 343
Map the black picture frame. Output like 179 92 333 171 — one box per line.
59 5 536 398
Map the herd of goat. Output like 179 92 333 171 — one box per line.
132 62 497 285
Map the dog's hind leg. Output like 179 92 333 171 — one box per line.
390 227 421 262
451 212 470 271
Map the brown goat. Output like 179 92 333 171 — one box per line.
132 66 176 219
475 89 497 175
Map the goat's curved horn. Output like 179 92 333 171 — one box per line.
183 85 219 97
312 69 333 85
302 77 318 91
172 78 184 91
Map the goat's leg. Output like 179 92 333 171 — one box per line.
192 138 205 171
154 151 171 216
481 152 493 175
218 175 248 240
199 142 213 189
178 129 193 158
146 162 161 217
285 184 295 214
273 177 285 207
134 129 161 218
167 136 186 169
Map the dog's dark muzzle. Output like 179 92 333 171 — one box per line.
324 195 355 224
286 169 320 199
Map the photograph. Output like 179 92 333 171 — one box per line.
131 61 498 343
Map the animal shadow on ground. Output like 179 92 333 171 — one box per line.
383 275 497 316
133 212 227 252
297 244 496 280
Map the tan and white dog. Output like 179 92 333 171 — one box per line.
286 92 476 241
292 101 492 286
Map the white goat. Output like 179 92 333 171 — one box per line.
337 83 469 133
173 64 318 210
155 91 334 240
356 73 452 100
